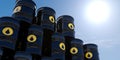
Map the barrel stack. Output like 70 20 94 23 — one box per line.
0 0 99 60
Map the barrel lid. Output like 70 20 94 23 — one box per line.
57 15 74 23
71 38 83 44
83 43 98 48
37 7 56 15
16 0 36 10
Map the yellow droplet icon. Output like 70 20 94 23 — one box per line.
70 47 78 54
49 16 55 23
68 23 74 30
85 52 93 59
2 27 14 36
27 34 37 43
13 6 21 13
59 42 66 51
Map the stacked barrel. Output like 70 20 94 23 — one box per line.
0 0 100 60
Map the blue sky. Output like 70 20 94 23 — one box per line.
0 0 120 60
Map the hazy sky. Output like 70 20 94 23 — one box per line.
0 0 120 60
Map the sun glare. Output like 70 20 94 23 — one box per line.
84 1 111 25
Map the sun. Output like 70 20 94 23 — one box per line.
84 1 111 25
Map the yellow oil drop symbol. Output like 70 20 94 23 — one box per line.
59 42 66 51
70 47 78 55
85 52 93 59
13 6 21 13
27 34 37 43
2 27 14 36
68 23 74 30
49 16 55 23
